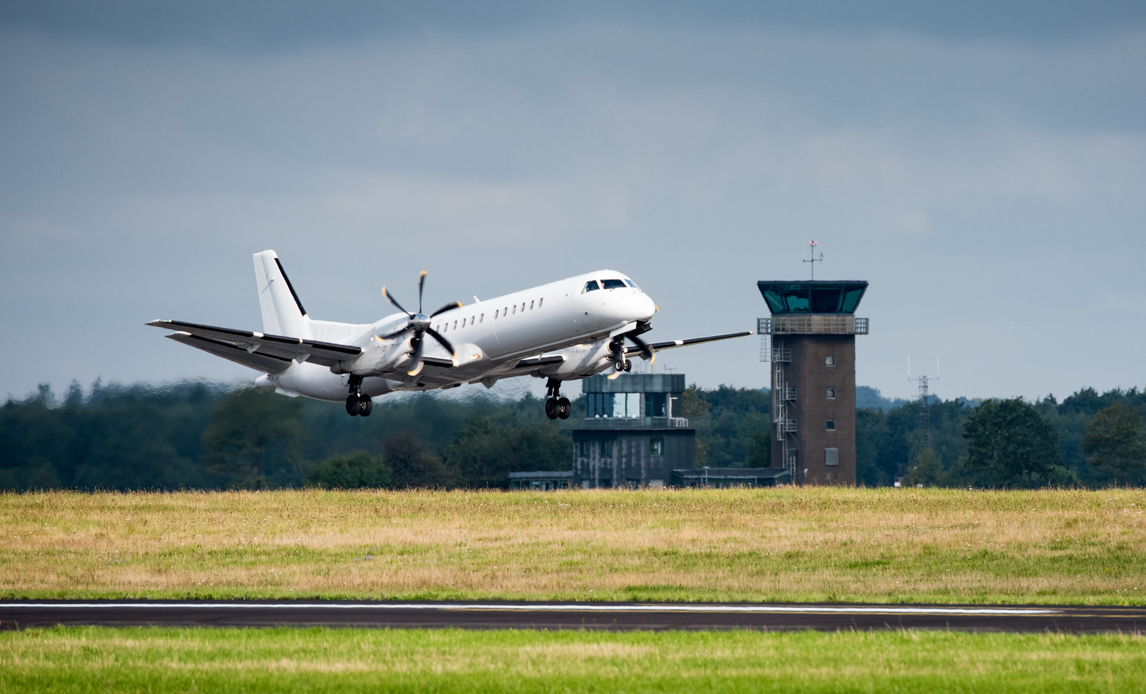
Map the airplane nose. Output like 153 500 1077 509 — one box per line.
637 293 656 321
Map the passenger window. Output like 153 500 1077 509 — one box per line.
530 300 534 310
512 306 516 315
538 298 543 308
494 310 499 319
462 318 466 327
453 320 457 329
582 281 600 293
521 302 525 312
479 314 483 323
601 279 626 289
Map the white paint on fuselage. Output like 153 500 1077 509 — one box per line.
267 270 655 403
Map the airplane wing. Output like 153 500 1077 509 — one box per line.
147 320 363 369
628 330 753 357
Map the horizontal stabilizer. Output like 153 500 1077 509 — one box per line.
147 319 362 368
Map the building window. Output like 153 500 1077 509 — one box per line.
577 441 590 458
825 355 835 366
650 438 664 456
601 440 614 458
826 387 835 399
825 448 839 466
826 420 835 431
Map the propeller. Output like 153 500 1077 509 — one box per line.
378 271 461 376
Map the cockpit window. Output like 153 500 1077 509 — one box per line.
601 279 627 289
582 280 600 293
625 279 638 289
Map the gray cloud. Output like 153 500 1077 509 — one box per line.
1 8 1145 403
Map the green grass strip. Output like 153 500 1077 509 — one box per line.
2 626 1145 693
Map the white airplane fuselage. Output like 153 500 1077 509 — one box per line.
257 270 657 402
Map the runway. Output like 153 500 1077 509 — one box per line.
2 600 1143 633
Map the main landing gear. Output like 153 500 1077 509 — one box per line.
345 375 373 417
544 378 571 420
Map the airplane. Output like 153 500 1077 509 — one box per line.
147 250 751 418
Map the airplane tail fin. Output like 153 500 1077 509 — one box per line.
253 250 310 338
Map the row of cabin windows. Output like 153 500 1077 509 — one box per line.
435 297 544 333
577 438 664 459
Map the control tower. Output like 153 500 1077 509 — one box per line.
757 280 869 485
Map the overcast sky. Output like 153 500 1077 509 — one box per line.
2 1 1144 403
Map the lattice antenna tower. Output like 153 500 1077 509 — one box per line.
908 355 940 450
803 240 823 280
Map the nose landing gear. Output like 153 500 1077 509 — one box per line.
545 378 571 420
345 375 373 417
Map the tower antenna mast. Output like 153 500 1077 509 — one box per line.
907 355 940 450
803 240 823 280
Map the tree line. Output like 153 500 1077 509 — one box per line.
1 380 1143 490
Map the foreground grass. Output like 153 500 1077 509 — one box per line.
1 487 1143 604
2 627 1145 693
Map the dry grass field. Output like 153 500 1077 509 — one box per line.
1 487 1143 604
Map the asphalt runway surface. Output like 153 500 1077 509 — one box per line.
2 600 1144 633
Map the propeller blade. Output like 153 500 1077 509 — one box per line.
430 301 462 318
382 287 412 317
425 327 455 358
417 271 426 314
406 336 425 376
629 333 655 364
377 324 414 341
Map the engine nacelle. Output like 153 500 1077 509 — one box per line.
542 338 619 380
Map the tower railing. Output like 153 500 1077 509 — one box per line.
758 315 869 335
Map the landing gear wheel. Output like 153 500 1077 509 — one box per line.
346 394 360 416
358 396 373 417
623 359 632 372
614 359 625 372
544 397 558 420
556 397 571 420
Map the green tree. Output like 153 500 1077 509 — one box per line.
1083 401 1146 485
903 449 945 487
385 432 453 488
202 388 304 489
746 427 771 467
305 451 392 489
444 418 571 488
963 398 1064 488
